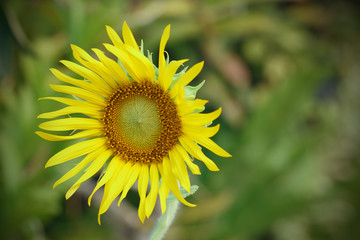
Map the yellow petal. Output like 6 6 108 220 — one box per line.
181 108 222 126
53 146 103 188
169 148 191 192
158 25 170 75
71 44 97 64
137 165 149 223
172 82 186 104
38 97 98 108
117 163 141 205
97 161 140 223
158 163 170 214
85 61 119 89
66 149 112 199
39 96 79 106
106 25 123 48
39 118 102 131
37 105 101 119
176 145 201 175
169 84 180 99
176 61 204 87
182 124 220 138
35 129 102 141
71 44 118 89
177 99 208 116
104 43 154 82
45 138 105 168
92 48 130 85
60 60 112 96
98 161 132 216
161 158 195 207
145 164 159 217
191 135 231 157
103 160 129 201
49 84 106 106
123 44 155 81
122 21 140 51
50 68 105 96
159 59 188 91
179 135 219 171
88 156 124 206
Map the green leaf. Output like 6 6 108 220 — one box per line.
184 80 205 101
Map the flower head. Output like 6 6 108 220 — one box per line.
36 22 231 224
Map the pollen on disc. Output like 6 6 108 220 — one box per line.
117 96 162 150
102 81 182 165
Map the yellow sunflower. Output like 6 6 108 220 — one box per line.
36 22 231 224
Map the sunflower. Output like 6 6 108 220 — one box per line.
36 22 231 224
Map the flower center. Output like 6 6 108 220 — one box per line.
102 81 182 165
117 96 161 150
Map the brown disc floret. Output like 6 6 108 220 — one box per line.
102 81 182 165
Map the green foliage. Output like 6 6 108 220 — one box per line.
1 0 359 239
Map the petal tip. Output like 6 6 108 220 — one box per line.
103 43 112 48
65 191 73 200
88 196 92 206
210 164 220 171
53 182 59 189
224 152 232 158
164 25 171 35
44 161 52 168
97 214 102 225
105 25 113 31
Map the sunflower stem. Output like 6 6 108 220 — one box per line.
148 196 180 240
148 185 198 240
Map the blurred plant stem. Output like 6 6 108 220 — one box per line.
148 186 198 240
148 197 179 240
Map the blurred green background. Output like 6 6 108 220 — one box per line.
1 0 359 239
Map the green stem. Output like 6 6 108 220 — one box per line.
148 185 198 240
148 198 180 240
